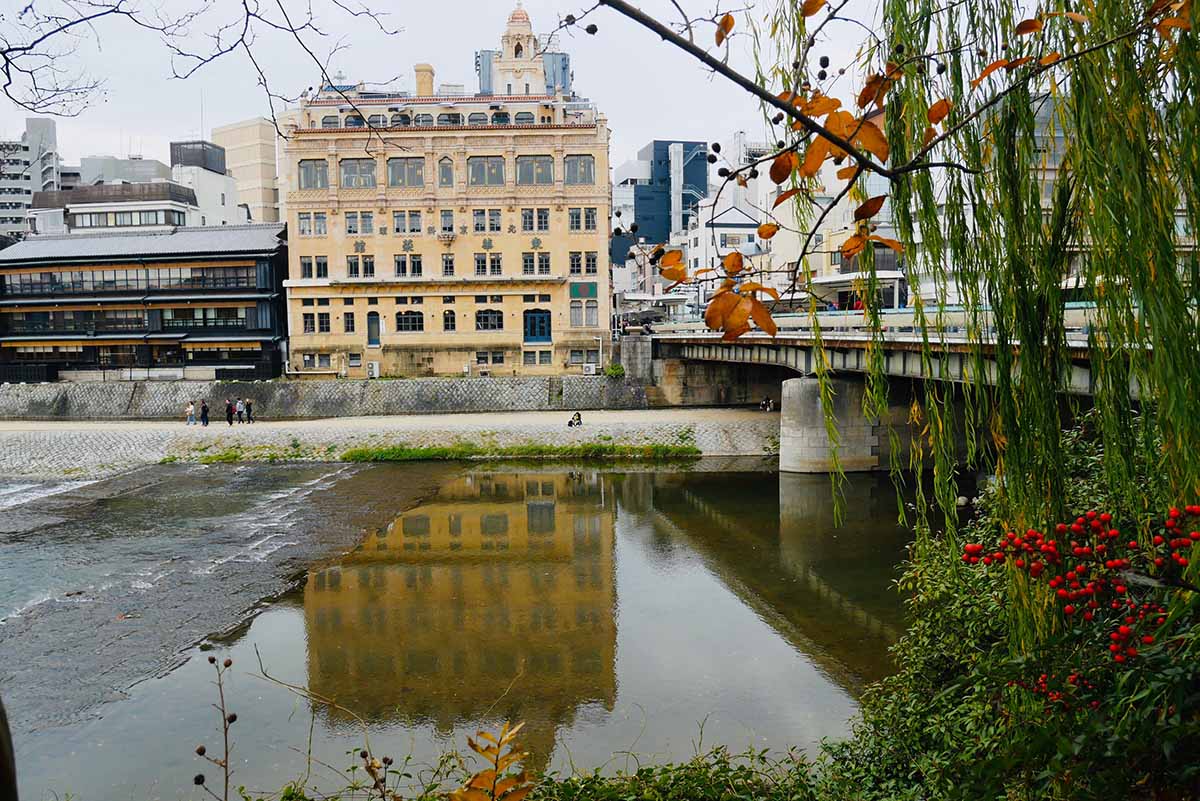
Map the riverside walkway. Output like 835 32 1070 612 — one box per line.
0 408 779 479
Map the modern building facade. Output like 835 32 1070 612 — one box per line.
0 224 289 381
27 183 201 235
79 154 171 186
610 140 708 264
0 118 66 239
210 118 281 222
280 4 611 378
170 141 244 227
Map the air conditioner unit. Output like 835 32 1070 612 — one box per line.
582 363 598 376
367 361 380 379
463 363 471 375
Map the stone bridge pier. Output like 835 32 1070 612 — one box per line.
780 376 967 473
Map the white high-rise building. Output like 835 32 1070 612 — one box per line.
0 118 65 239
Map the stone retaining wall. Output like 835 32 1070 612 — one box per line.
0 376 649 420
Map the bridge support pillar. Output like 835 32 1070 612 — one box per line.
781 376 894 473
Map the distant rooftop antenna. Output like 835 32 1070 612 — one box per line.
333 70 348 85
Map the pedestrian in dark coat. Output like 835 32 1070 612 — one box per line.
200 400 209 427
225 399 235 426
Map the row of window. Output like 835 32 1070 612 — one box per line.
1 266 258 295
318 110 551 129
299 294 553 306
298 250 599 279
297 154 596 191
299 302 600 335
297 207 600 237
299 347 601 370
71 209 188 228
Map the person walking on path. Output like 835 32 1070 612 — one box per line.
245 398 254 424
185 401 196 426
236 398 246 424
199 400 209 427
225 398 235 426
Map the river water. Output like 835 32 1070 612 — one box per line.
0 462 911 800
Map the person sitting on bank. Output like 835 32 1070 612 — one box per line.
567 412 583 428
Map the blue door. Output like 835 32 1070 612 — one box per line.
367 311 380 347
523 309 551 343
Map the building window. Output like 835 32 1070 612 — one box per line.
443 309 456 331
492 351 505 365
584 207 597 230
524 351 536 366
300 256 313 278
488 209 501 232
347 256 360 277
387 157 424 187
570 300 583 326
318 312 331 333
413 113 434 126
394 255 409 277
475 253 488 276
349 353 362 367
516 155 553 185
539 293 551 301
565 155 596 185
491 111 510 125
489 253 502 276
522 252 535 275
539 350 552 365
439 157 454 187
585 252 598 275
473 209 487 233
585 299 598 326
345 212 359 234
468 112 488 125
569 349 584 364
537 253 550 275
437 113 463 126
344 312 356 333
521 208 534 232
831 250 843 265
345 114 364 128
569 252 582 276
318 353 332 368
298 159 328 189
360 212 374 234
320 116 339 128
475 309 504 331
391 113 410 126
515 111 535 124
440 209 454 233
298 213 312 235
409 254 423 276
468 156 505 186
586 348 600 364
394 210 420 233
476 351 490 365
314 212 327 235
303 313 315 333
340 159 376 189
362 255 375 278
442 253 455 276
568 208 581 231
316 257 328 278
302 353 315 367
536 208 549 231
395 311 424 332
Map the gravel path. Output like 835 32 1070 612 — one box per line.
0 409 781 479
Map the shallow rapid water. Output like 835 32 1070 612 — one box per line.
2 463 912 801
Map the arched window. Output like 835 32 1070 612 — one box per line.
320 115 339 128
475 309 504 331
491 112 510 125
514 42 524 58
585 299 598 327
345 114 365 128
413 113 434 127
436 113 463 126
438 157 454 187
514 112 535 125
468 112 488 126
395 311 424 332
367 114 387 127
391 113 411 127
570 300 583 327
443 309 456 332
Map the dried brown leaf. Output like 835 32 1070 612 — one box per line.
757 222 781 239
853 195 887 221
922 126 937 147
769 150 798 184
853 119 889 162
749 298 778 336
801 0 826 16
1015 18 1044 35
1039 51 1063 66
971 59 1009 89
837 164 859 180
1005 55 1033 70
723 251 746 275
705 291 740 329
868 234 904 253
841 234 867 259
660 263 687 282
660 250 684 267
799 138 831 177
927 98 953 125
715 13 735 46
772 187 801 208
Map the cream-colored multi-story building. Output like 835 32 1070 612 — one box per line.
280 5 611 378
211 117 281 223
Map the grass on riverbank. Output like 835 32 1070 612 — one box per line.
340 441 702 462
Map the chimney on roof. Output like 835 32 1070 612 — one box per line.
415 64 435 96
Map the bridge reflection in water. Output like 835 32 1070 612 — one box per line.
303 471 616 770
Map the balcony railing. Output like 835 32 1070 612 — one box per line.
3 275 257 297
6 318 147 334
162 318 247 330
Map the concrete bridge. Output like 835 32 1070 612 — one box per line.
621 307 1103 473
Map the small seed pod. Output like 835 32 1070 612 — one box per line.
772 112 785 124
614 227 624 237
707 154 718 164
226 713 237 724
748 168 759 179
222 658 232 668
382 757 394 766
630 223 639 234
818 70 827 80
711 142 721 153
196 745 207 757
207 656 217 665
819 55 830 68
360 749 370 760
717 167 729 178
585 23 597 34
194 775 206 786
565 14 576 24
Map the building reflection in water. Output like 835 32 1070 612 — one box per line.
303 471 616 769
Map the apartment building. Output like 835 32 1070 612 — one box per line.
0 118 65 239
280 4 611 377
211 118 281 222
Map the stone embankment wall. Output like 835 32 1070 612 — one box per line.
0 376 648 420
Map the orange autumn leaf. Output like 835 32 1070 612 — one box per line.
773 187 802 208
868 234 904 253
856 62 901 108
660 263 688 282
837 164 859 180
800 93 842 116
1064 11 1089 23
715 13 735 46
1157 16 1191 34
1015 18 1044 35
1039 51 1063 66
660 250 684 267
757 222 781 239
749 298 778 336
971 59 1010 89
801 0 827 16
777 90 801 105
799 138 831 177
841 234 867 259
853 195 887 221
923 126 937 147
739 281 781 300
722 295 754 340
723 251 746 275
853 119 889 162
705 291 740 329
927 98 953 125
769 150 798 184
1005 55 1034 70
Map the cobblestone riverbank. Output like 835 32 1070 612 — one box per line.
0 409 780 479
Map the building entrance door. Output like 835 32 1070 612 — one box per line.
367 312 380 347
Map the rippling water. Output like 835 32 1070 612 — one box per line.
2 463 912 801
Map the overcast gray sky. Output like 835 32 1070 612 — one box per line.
1 0 865 169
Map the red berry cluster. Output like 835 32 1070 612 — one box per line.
963 505 1198 665
1009 671 1102 714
